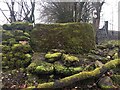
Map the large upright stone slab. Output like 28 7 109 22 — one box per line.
31 22 95 53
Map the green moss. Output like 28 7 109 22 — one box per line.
12 44 32 53
100 85 114 89
111 75 120 85
37 82 54 88
15 36 30 41
27 63 37 73
54 62 82 75
11 22 33 31
63 54 79 62
105 59 120 69
31 22 95 53
7 38 17 45
27 60 53 74
2 41 9 45
2 24 12 30
28 59 120 88
25 54 32 58
35 65 53 74
3 22 33 31
13 30 24 36
2 45 11 53
45 52 62 62
24 32 30 37
2 30 14 40
62 54 79 66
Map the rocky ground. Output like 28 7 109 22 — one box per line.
1 32 120 89
1 22 120 89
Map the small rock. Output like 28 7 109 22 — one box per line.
98 76 114 89
95 60 103 68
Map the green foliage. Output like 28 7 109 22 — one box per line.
31 22 95 53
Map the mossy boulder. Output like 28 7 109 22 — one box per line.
98 76 114 89
62 54 80 66
2 30 14 40
11 44 32 53
31 22 95 53
27 59 54 75
54 62 83 75
3 22 33 31
45 52 62 63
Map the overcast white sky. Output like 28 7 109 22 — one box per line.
0 0 119 31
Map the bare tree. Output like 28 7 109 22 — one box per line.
39 1 92 23
0 0 35 23
92 1 105 44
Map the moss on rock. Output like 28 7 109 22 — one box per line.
62 54 80 66
27 59 54 75
54 62 83 75
45 52 62 63
3 22 33 31
31 22 95 53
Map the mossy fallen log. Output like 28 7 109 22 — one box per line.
27 59 120 88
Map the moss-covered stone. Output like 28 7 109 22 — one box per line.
15 36 30 41
111 75 120 85
29 59 120 88
13 30 24 36
12 44 32 53
45 52 62 62
2 24 12 30
3 22 33 31
98 76 114 89
54 62 83 75
27 59 54 75
31 22 95 53
62 54 80 66
2 30 14 40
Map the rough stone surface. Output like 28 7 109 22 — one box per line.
31 22 95 54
